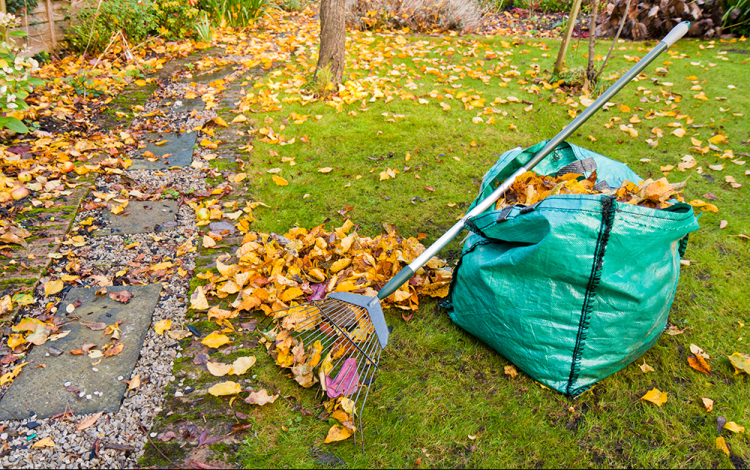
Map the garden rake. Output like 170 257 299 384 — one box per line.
265 21 691 445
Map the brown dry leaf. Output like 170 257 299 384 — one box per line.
208 381 242 396
87 322 107 331
154 319 172 336
716 436 730 456
108 290 134 304
128 375 141 390
44 280 64 296
324 424 353 443
665 325 686 336
639 360 655 373
31 437 55 448
727 353 750 375
76 411 104 431
103 341 124 358
504 365 518 377
201 331 231 348
641 388 668 406
244 389 279 406
202 235 216 248
688 355 711 375
702 397 714 412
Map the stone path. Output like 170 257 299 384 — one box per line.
0 44 260 468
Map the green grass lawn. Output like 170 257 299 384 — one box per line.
190 31 749 468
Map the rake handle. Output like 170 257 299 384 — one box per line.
378 21 691 301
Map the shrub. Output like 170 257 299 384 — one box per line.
199 0 275 27
722 0 750 36
64 0 158 54
0 13 42 133
345 0 485 32
151 0 201 40
509 0 573 12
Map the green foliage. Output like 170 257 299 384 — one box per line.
151 0 201 40
722 0 750 35
199 0 276 27
64 0 158 54
194 13 213 42
6 0 39 15
511 0 573 12
0 14 43 134
275 0 304 11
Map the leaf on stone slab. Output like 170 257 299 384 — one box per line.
641 388 668 406
230 356 256 375
244 389 278 406
31 437 55 448
76 411 103 431
87 322 107 331
201 331 231 348
727 352 750 375
324 424 353 443
108 290 134 304
103 341 124 357
206 362 233 377
208 381 242 396
154 319 172 336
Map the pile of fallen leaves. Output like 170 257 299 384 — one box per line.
190 220 452 317
494 170 693 210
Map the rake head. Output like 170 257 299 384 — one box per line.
261 292 389 445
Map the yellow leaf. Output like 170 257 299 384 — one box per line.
134 79 147 87
7 334 26 349
208 381 242 396
214 116 229 127
725 422 745 433
639 360 655 373
279 287 303 303
154 319 172 336
230 356 256 375
233 173 247 183
727 352 750 374
202 331 231 348
318 167 333 173
671 128 686 138
128 374 141 390
688 355 711 374
207 361 233 377
31 437 55 448
716 436 730 456
702 397 714 412
504 365 518 377
330 258 351 273
709 134 728 144
272 175 289 186
641 388 668 406
207 307 237 321
324 424 353 443
231 114 248 123
44 280 64 296
202 235 216 248
190 286 209 310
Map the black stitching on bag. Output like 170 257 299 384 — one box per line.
566 196 616 397
442 239 492 311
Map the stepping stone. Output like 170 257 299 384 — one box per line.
0 284 162 420
98 200 180 236
129 132 196 170
192 65 235 84
159 97 204 112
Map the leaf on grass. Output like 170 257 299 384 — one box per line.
31 437 55 448
324 424 353 443
208 381 242 396
272 175 289 186
688 355 711 374
727 352 750 375
690 344 710 359
154 319 172 336
201 331 231 348
716 436 730 456
244 389 278 406
318 167 333 173
44 280 64 296
207 361 233 377
639 360 655 373
76 411 103 431
230 356 256 375
702 397 714 412
725 422 745 433
641 388 668 406
504 365 518 377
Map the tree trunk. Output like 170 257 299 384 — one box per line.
584 0 600 91
554 0 583 75
315 0 346 85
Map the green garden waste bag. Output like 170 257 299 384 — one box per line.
444 140 699 396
